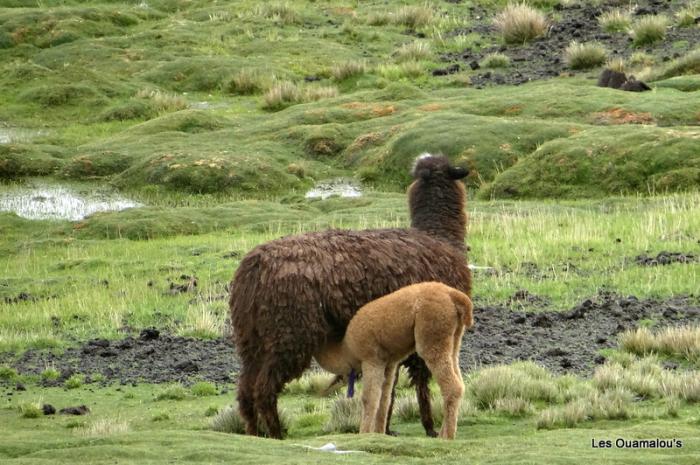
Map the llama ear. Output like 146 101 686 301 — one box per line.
448 166 469 180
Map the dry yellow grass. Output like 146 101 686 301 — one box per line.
494 2 548 44
394 41 432 62
598 8 632 33
564 41 607 70
620 326 700 360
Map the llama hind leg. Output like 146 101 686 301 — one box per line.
423 344 464 440
375 362 399 434
237 364 259 436
360 363 386 434
254 351 311 439
405 355 438 437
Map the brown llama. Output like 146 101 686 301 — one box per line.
315 282 474 439
229 154 471 439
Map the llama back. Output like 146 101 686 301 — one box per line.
229 228 472 347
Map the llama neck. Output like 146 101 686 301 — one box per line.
314 339 356 376
409 183 467 253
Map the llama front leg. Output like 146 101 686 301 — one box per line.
375 362 399 434
360 363 386 434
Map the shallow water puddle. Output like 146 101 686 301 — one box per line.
189 101 229 110
0 182 141 221
0 128 46 144
305 178 362 200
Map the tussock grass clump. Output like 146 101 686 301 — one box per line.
630 15 669 46
652 48 700 80
620 326 700 361
208 11 232 22
330 60 368 81
41 366 60 381
78 418 129 437
18 402 43 419
493 397 533 417
65 374 84 389
151 412 170 422
394 395 420 422
556 374 594 402
261 82 338 111
606 57 626 72
537 389 633 429
135 89 187 113
676 7 698 27
209 405 245 434
210 406 245 434
470 362 558 408
254 3 298 25
224 69 269 95
593 358 663 399
395 5 434 29
598 9 632 33
366 12 391 26
378 61 424 79
564 41 607 70
303 85 339 101
588 388 633 420
191 381 218 397
629 51 656 67
394 41 432 63
210 405 290 436
178 302 224 339
284 372 339 397
155 384 188 401
262 81 301 111
323 396 362 433
395 366 412 391
665 396 681 417
494 2 548 44
427 392 476 424
661 372 700 402
0 366 17 380
481 53 511 68
537 399 587 429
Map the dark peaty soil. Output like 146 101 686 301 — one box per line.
634 251 697 266
3 294 699 384
463 292 700 375
442 0 700 88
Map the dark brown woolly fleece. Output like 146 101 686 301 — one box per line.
229 154 471 439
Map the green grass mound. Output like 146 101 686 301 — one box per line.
124 110 230 136
481 126 700 199
0 143 67 179
653 75 700 92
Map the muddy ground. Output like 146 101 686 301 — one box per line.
2 292 699 388
436 0 699 87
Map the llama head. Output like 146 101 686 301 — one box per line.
411 153 468 181
408 153 468 251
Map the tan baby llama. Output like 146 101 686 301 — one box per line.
314 281 474 439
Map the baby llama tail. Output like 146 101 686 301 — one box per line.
448 288 474 329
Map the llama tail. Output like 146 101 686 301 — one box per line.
448 288 474 329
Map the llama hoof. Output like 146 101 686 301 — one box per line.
425 429 438 438
385 429 400 437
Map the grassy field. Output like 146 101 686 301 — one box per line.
1 0 699 196
1 0 700 463
1 190 698 352
2 354 700 464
